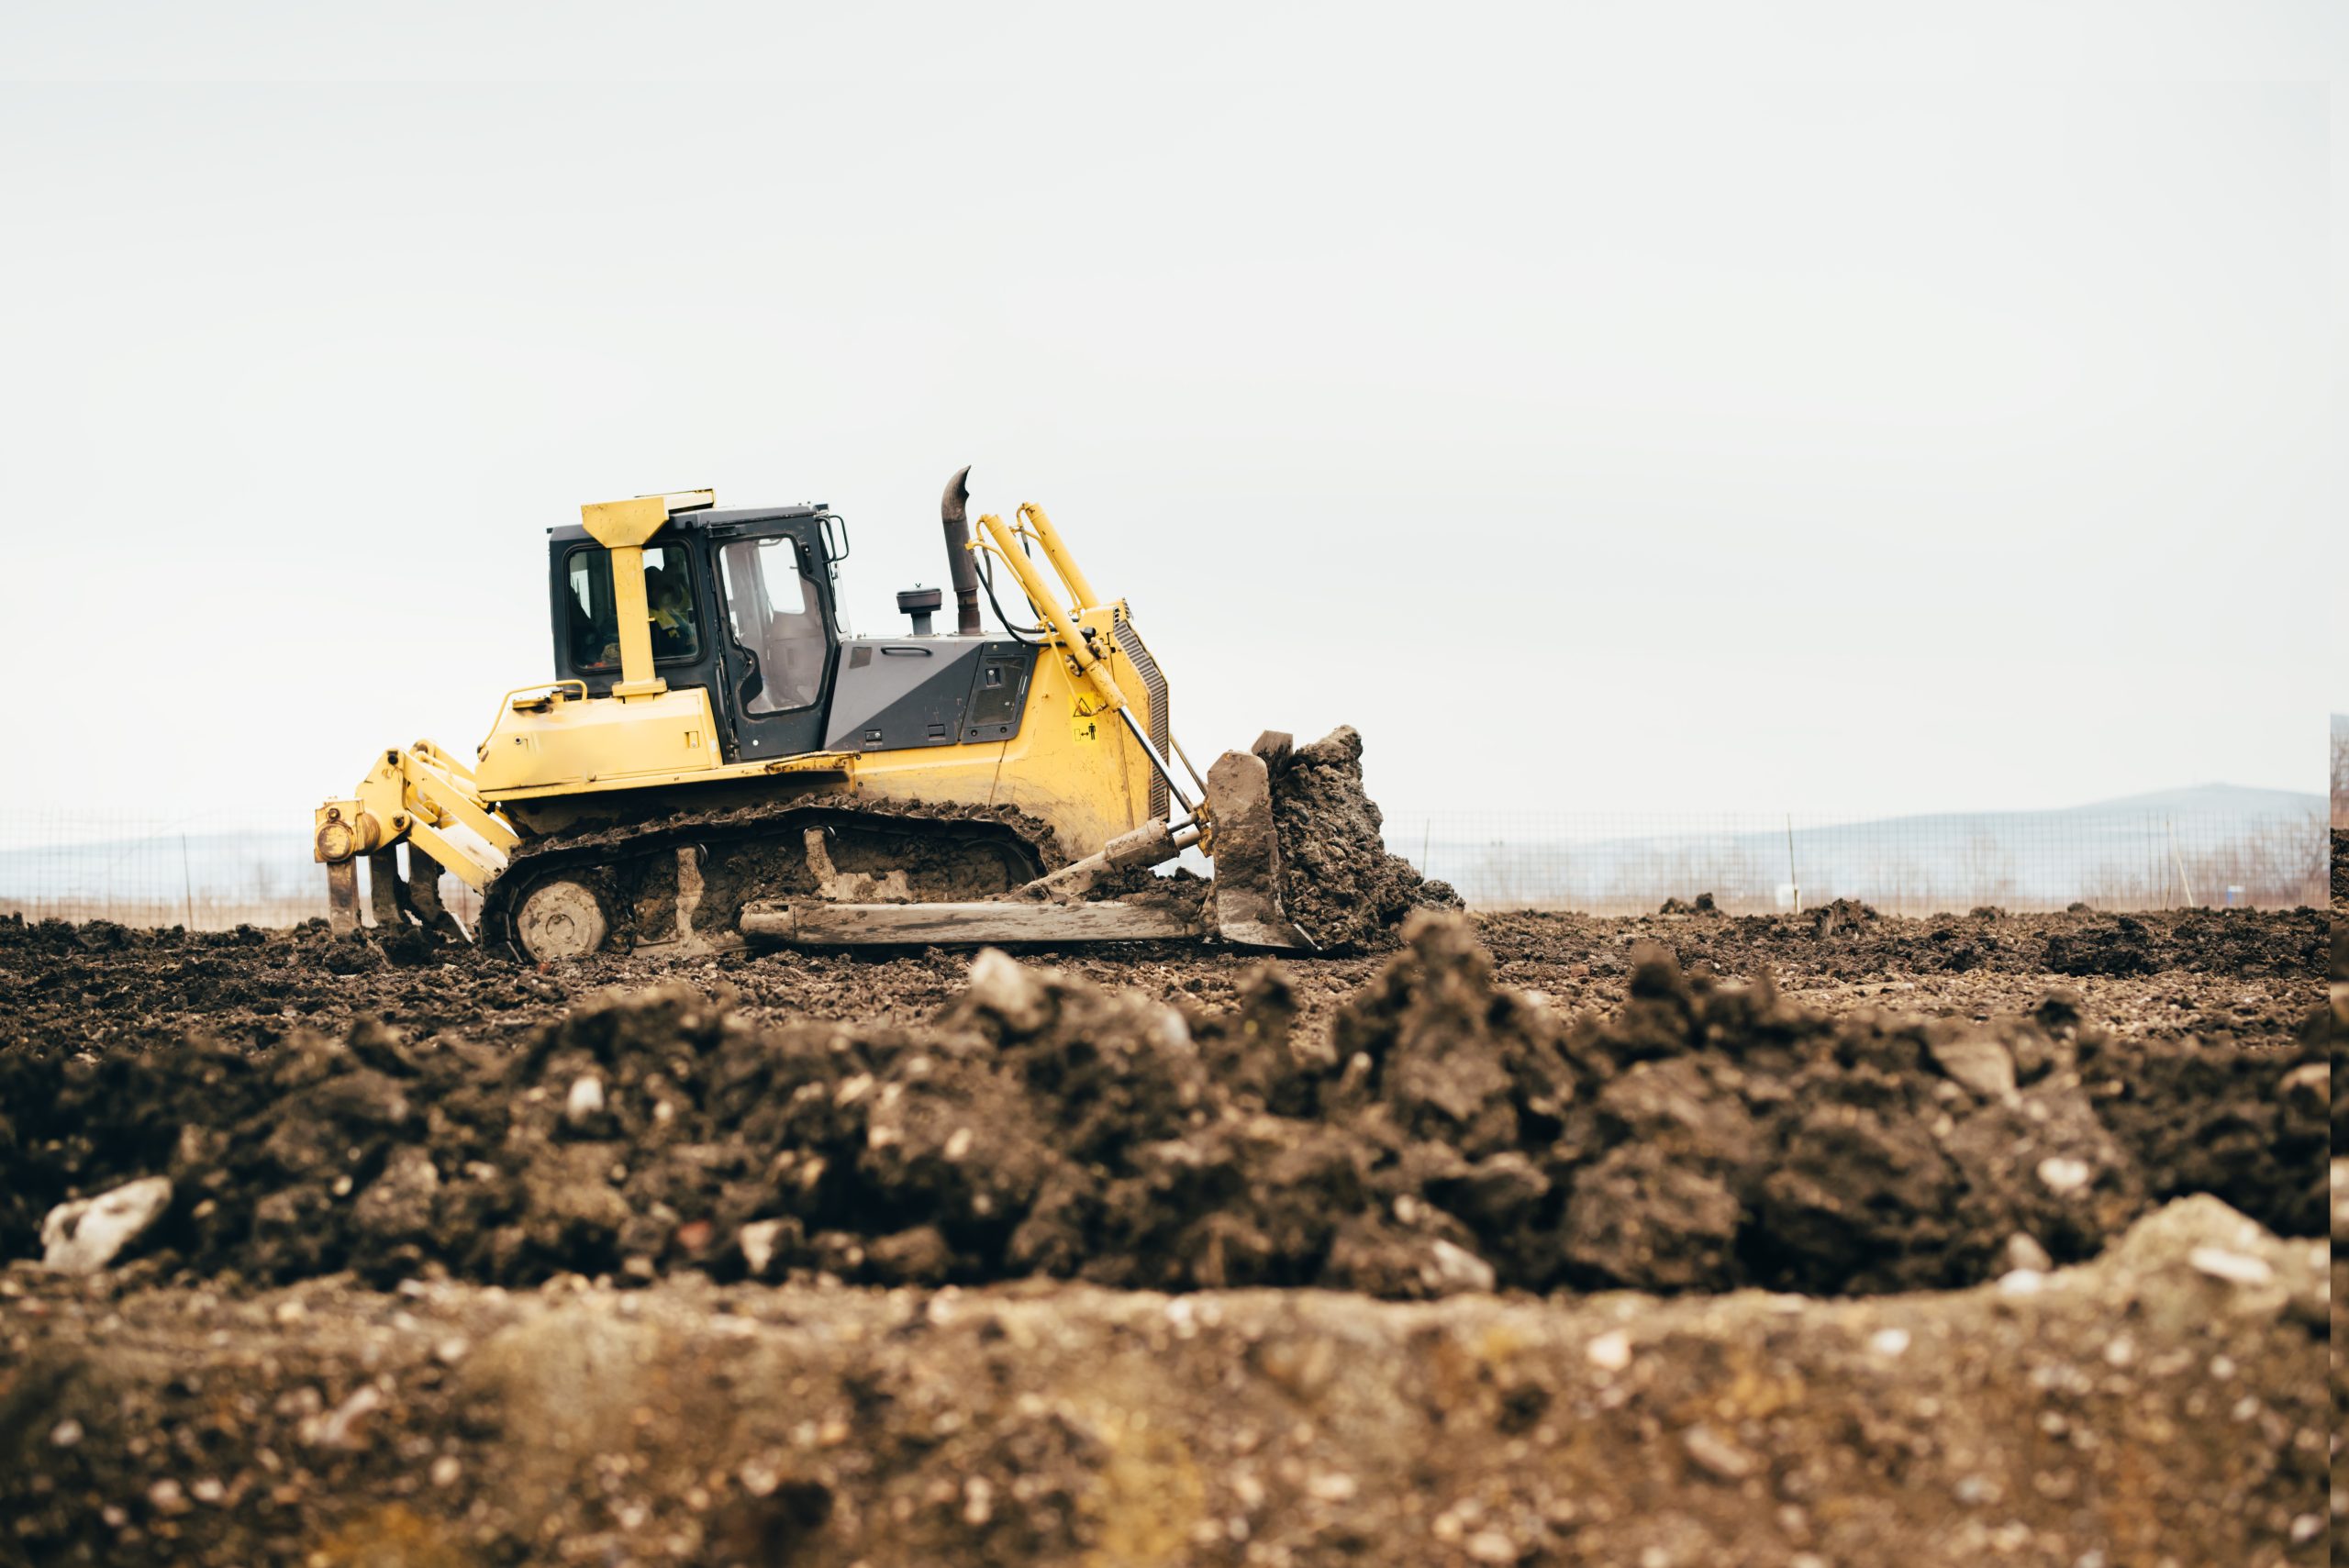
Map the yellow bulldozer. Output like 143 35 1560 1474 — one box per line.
312 469 1308 962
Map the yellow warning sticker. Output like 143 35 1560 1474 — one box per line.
1071 716 1102 743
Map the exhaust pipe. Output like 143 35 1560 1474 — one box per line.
941 465 983 637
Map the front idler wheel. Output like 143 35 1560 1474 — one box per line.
514 877 611 962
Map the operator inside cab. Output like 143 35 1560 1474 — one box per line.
567 547 703 671
647 567 697 659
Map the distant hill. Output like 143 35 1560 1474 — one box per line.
2071 782 2325 817
1398 783 2325 915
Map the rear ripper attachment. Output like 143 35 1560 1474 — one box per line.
312 471 1312 961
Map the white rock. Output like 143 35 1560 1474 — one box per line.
305 1385 384 1451
2035 1157 2091 1195
1586 1330 1632 1371
1426 1239 1497 1296
740 1219 789 1278
2187 1246 2273 1285
2004 1232 2054 1273
966 948 1051 1033
1926 1032 2017 1102
48 1418 83 1449
1997 1269 2045 1297
1465 1529 1520 1563
1867 1327 1911 1358
564 1074 606 1124
41 1176 173 1274
1679 1422 1756 1481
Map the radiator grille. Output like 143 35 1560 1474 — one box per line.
1116 611 1172 821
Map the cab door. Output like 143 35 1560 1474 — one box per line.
706 522 838 762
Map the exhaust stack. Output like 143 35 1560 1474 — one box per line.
941 465 984 636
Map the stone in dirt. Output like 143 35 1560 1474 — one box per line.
40 1175 173 1273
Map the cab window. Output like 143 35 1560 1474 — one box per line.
566 545 701 671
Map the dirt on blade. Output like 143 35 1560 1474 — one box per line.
1265 724 1461 951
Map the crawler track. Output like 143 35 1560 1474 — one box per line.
479 796 1067 959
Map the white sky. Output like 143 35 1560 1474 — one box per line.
1 4 2340 831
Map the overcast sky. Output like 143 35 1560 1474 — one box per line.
2 4 2338 836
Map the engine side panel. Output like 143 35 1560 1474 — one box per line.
821 638 1034 752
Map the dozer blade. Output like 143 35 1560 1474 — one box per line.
1205 747 1313 951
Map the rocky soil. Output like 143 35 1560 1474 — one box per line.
1 1197 2325 1568
0 889 2330 1566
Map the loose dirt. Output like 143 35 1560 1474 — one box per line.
0 912 2322 1298
0 895 2327 1566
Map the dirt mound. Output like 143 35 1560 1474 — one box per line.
1806 896 1877 938
2044 913 2160 975
3 914 2322 1301
1481 904 2328 987
1265 725 1460 951
2 1195 2325 1568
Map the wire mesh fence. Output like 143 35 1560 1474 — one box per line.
1385 807 2329 917
0 803 2327 931
0 813 476 930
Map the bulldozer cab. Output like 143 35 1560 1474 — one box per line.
547 506 843 763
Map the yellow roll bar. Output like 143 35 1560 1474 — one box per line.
579 489 714 701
